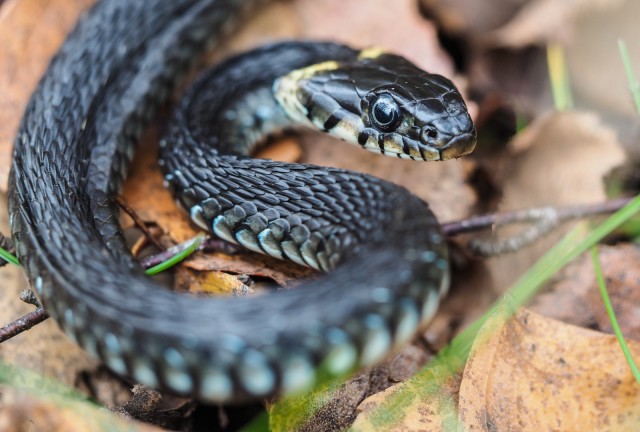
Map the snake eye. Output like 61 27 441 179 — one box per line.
370 94 402 132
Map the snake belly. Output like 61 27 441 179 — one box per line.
8 0 475 403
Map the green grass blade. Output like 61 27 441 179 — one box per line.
590 246 640 383
0 246 20 266
547 43 573 111
144 233 205 275
618 39 640 117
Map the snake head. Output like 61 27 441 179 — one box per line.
274 49 476 161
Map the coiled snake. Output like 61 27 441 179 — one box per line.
8 0 476 403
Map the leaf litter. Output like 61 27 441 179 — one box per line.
0 0 639 431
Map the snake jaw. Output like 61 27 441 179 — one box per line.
439 130 477 160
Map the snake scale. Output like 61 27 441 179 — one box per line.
8 0 476 403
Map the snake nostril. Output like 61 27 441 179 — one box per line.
422 127 438 142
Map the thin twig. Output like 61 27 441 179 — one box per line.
20 290 41 308
442 197 632 236
468 210 559 256
442 197 633 257
115 195 165 251
201 237 242 255
0 309 49 343
0 290 49 343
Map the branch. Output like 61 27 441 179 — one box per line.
116 195 165 251
0 291 49 343
442 197 633 256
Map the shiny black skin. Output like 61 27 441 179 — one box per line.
8 1 468 403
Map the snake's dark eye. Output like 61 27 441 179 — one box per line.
370 94 401 132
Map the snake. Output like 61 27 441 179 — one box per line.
8 0 476 403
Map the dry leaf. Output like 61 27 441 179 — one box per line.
0 387 162 432
419 0 524 35
531 244 640 339
290 0 450 72
254 138 302 162
113 385 196 431
175 266 250 297
352 365 460 432
354 304 640 431
566 0 640 123
486 0 625 47
459 308 640 431
184 252 315 288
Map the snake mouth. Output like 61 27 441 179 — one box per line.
438 132 477 160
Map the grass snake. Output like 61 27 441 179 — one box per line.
8 0 476 403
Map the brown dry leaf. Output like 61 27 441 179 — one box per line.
487 111 625 291
351 365 460 432
419 0 524 35
254 137 302 162
420 0 628 46
290 0 450 71
531 244 640 339
0 0 95 190
222 0 454 76
353 301 640 431
175 266 250 296
486 0 626 47
566 1 640 126
113 385 196 431
459 308 640 431
352 307 640 431
0 387 162 432
184 252 315 288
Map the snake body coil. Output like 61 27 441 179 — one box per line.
9 0 475 403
